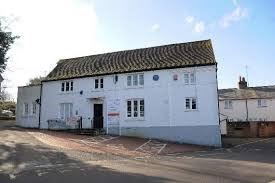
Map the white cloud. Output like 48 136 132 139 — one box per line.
194 21 205 33
221 1 248 28
185 16 194 24
0 0 101 99
151 24 160 32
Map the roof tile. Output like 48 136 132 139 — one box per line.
45 39 216 81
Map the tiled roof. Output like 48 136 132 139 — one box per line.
45 39 216 81
219 85 275 100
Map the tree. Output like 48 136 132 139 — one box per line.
0 17 19 73
28 76 45 85
0 88 11 101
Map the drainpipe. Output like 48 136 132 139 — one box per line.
245 98 249 121
38 83 43 129
215 64 221 125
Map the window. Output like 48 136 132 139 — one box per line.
60 103 73 120
66 82 70 91
61 83 65 92
185 98 197 110
23 103 29 115
61 81 73 92
70 81 73 91
32 102 37 115
127 76 131 86
95 78 104 89
184 73 196 84
127 74 144 87
184 73 189 84
258 99 267 107
225 100 233 109
126 99 145 119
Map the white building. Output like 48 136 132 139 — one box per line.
17 40 222 146
219 77 275 136
16 85 41 128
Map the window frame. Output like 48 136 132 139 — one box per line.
183 72 196 85
224 100 233 109
126 99 145 120
257 99 267 108
185 97 197 111
32 102 37 115
59 103 73 120
61 81 73 92
126 73 144 88
23 103 29 116
95 78 104 89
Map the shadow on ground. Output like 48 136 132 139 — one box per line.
0 141 171 183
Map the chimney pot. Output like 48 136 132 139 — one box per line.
238 76 247 89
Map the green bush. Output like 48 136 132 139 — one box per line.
0 101 16 113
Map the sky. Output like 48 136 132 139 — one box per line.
0 0 275 100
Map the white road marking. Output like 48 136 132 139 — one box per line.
234 138 271 148
198 152 226 157
268 180 275 183
135 140 151 151
101 136 119 142
157 144 167 154
58 169 72 173
37 172 48 176
9 174 16 180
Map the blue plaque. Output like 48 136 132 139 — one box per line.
153 75 159 81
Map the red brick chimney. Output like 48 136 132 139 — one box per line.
238 76 247 89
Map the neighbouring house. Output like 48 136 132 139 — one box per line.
16 39 221 146
219 76 275 137
16 85 41 128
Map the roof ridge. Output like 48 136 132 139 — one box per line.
219 85 275 90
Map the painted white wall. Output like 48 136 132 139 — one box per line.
219 98 275 134
16 85 41 128
220 99 275 121
40 65 219 130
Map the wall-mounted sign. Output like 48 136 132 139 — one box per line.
153 75 159 81
173 74 178 81
107 99 120 125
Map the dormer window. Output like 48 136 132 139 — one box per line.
61 81 73 92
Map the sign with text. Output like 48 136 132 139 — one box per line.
107 99 120 126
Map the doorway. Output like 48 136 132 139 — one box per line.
93 104 103 129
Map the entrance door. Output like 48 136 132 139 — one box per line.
93 104 103 129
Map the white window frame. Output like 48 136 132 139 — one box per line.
95 78 104 89
59 103 73 120
224 100 233 109
126 73 144 88
185 97 197 111
183 72 196 85
257 99 267 108
126 99 145 120
32 102 37 115
23 103 29 116
61 81 73 92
